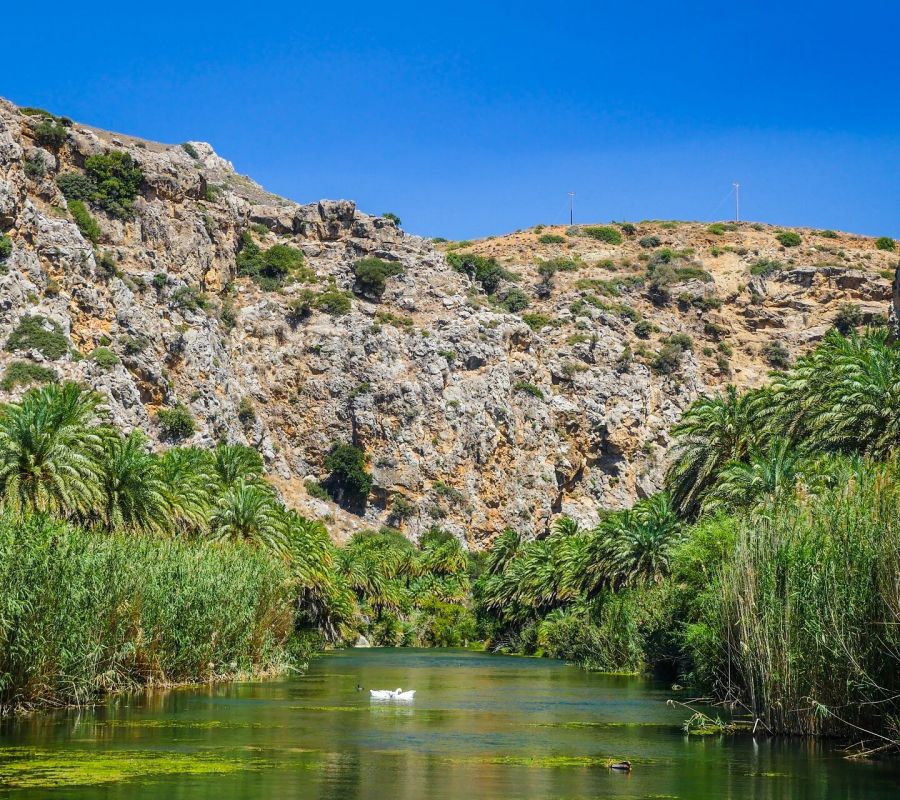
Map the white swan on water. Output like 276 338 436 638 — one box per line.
370 687 416 701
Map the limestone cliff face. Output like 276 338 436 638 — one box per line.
0 99 894 545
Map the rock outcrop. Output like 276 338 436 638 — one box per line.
0 99 894 545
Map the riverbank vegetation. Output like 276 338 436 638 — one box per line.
1 328 898 751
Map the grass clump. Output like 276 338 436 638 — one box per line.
749 257 784 277
775 230 802 247
5 315 69 360
0 361 57 391
521 313 554 331
67 200 101 244
513 381 544 400
538 233 566 244
89 346 120 369
582 225 623 245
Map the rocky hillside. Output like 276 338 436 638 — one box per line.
0 99 895 545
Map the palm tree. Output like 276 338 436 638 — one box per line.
666 385 762 517
96 429 169 533
0 383 104 517
702 438 803 514
485 528 521 575
595 494 683 587
157 447 214 533
212 443 264 488
210 479 286 553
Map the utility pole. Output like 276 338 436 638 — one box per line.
568 191 575 225
733 182 740 223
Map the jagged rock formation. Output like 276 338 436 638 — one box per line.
0 99 894 545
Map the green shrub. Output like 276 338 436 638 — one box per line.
237 232 308 290
152 272 168 290
352 257 404 299
156 403 196 441
537 257 578 276
619 222 636 236
33 119 68 149
171 285 210 312
707 223 727 235
639 235 661 248
832 302 863 334
538 233 566 244
304 479 330 501
24 153 46 179
181 142 200 159
513 381 544 400
286 291 315 324
776 230 802 248
56 171 97 201
762 340 791 369
238 397 256 425
498 286 529 312
382 212 401 226
749 258 784 277
875 236 895 252
324 442 372 509
89 346 120 369
582 225 623 245
315 288 352 316
0 360 57 391
5 315 69 360
67 200 101 243
634 319 653 339
120 333 150 355
521 313 553 331
0 235 12 262
83 151 144 219
447 252 516 294
820 229 838 239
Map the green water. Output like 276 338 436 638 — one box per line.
1 649 897 798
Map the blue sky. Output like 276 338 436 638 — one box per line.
2 1 897 239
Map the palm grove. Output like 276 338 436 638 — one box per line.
1 323 898 749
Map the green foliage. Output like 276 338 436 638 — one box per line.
634 319 652 338
820 229 838 238
33 119 68 149
0 514 293 711
89 346 119 369
639 235 661 248
832 302 863 334
382 212 401 226
83 151 144 219
237 397 256 425
67 199 101 243
749 257 784 277
352 257 404 299
315 287 352 316
447 252 516 294
874 236 895 251
171 285 210 312
0 361 57 392
0 235 12 262
237 232 309 290
538 233 566 244
156 403 196 441
324 442 372 509
762 339 791 369
56 171 97 201
521 312 553 331
24 153 46 179
181 142 200 159
513 381 544 400
5 315 69 360
497 286 529 312
775 230 802 247
582 225 623 244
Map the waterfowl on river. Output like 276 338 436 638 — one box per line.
369 687 416 701
609 760 632 772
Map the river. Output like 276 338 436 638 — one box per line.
1 648 897 798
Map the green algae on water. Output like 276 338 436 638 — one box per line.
0 747 269 789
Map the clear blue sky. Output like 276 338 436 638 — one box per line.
2 1 897 239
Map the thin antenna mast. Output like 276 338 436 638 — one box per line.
733 182 740 223
568 192 575 225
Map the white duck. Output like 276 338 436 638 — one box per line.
369 687 416 701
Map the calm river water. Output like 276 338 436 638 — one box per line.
1 648 898 798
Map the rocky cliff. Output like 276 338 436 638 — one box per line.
0 99 895 545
